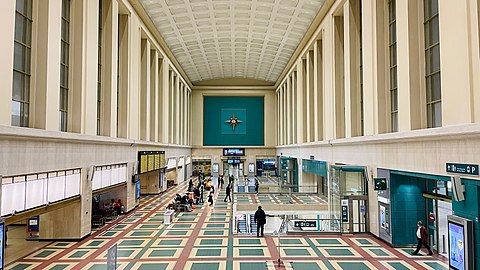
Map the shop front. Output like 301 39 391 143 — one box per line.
256 158 276 177
192 159 212 176
380 169 453 257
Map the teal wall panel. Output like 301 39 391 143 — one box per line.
390 173 427 246
203 96 264 146
452 179 480 264
302 159 328 178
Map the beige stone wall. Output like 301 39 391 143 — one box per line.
274 0 480 236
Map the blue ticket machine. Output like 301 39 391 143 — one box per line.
0 218 5 270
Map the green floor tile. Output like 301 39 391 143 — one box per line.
99 231 116 237
314 239 342 245
69 250 89 258
158 239 183 246
280 239 303 245
10 264 36 270
209 217 227 221
356 239 373 245
33 250 56 258
149 249 177 257
166 230 188 236
203 230 225 235
238 239 262 245
85 240 104 247
283 248 311 256
49 265 70 270
424 262 448 270
337 262 370 270
139 224 162 229
385 262 411 270
239 248 264 256
196 249 222 256
119 240 145 246
131 231 154 236
137 263 169 270
206 223 226 228
239 262 267 270
200 239 224 245
325 248 354 256
369 248 389 256
290 262 322 270
190 262 219 270
172 224 193 229
117 249 135 258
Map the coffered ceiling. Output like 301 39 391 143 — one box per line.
139 0 326 84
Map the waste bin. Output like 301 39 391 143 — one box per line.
164 210 174 225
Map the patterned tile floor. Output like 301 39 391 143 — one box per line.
7 182 448 270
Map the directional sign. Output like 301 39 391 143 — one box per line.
294 220 317 228
446 163 479 176
107 244 118 270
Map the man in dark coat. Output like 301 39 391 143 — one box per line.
224 184 231 202
412 221 433 255
254 205 266 237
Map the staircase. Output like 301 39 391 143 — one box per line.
237 214 248 233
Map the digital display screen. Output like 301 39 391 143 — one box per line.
136 181 141 199
449 222 465 270
0 223 4 269
223 148 245 156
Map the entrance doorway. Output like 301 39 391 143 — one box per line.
343 195 368 233
423 180 452 257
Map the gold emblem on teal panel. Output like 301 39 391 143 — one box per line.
225 113 243 130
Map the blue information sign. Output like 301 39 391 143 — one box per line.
446 163 479 176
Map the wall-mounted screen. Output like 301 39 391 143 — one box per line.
248 163 255 173
449 222 465 270
212 164 219 173
223 148 245 156
0 222 4 269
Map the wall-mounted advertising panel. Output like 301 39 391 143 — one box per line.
447 215 474 270
138 151 165 174
223 148 245 156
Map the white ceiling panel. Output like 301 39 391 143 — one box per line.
139 0 326 83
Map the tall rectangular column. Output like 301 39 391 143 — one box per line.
33 0 62 131
0 0 15 125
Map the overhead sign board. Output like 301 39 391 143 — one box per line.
223 148 245 156
294 220 317 228
446 163 479 176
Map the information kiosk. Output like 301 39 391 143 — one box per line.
447 215 475 270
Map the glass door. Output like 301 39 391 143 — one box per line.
348 196 368 233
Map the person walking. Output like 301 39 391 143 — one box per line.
208 192 214 206
224 184 232 202
254 205 266 237
199 185 204 203
412 221 433 255
218 175 224 189
254 179 259 194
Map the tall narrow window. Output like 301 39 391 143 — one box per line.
60 0 71 131
424 0 441 128
359 1 364 136
389 0 398 132
97 0 103 135
12 0 33 127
